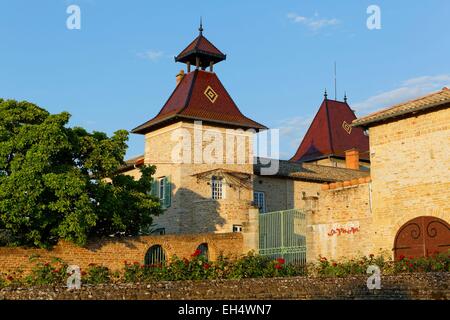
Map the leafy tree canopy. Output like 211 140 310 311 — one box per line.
0 99 162 247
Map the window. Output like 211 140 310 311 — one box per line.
196 243 209 260
159 178 165 200
253 191 266 213
151 176 171 209
233 225 243 233
211 176 224 200
144 245 166 265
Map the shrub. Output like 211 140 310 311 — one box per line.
309 251 449 277
0 251 448 288
82 264 111 285
25 257 68 286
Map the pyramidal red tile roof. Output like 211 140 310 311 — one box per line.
132 70 267 134
290 99 369 162
175 34 226 64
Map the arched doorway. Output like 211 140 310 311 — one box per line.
144 245 166 265
196 243 209 260
393 216 450 260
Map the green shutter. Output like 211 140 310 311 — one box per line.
151 179 158 197
163 176 171 208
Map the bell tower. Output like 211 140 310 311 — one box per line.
174 19 226 72
131 22 266 235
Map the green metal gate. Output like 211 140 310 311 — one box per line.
259 209 306 265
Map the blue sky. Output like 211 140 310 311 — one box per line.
1 0 449 159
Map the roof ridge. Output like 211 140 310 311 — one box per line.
324 99 335 155
179 69 199 115
198 34 225 56
353 87 450 126
359 87 450 120
303 162 368 172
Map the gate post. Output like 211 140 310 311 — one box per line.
242 207 260 254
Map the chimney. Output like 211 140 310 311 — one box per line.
176 69 185 86
345 149 360 170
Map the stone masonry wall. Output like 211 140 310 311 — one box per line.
254 176 321 213
369 107 450 254
1 273 447 300
143 121 255 234
0 233 243 273
308 183 372 261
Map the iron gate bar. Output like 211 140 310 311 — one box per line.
259 209 306 265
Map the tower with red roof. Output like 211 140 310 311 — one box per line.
132 21 265 135
290 92 370 169
131 22 265 235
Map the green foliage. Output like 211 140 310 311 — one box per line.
122 251 305 283
310 251 450 277
0 99 162 247
393 252 449 273
82 264 111 284
0 252 448 288
25 257 68 286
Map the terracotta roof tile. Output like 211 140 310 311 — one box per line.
132 70 266 134
176 34 226 62
290 99 369 162
353 87 450 127
254 158 370 182
120 155 369 183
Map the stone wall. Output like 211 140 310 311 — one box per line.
368 107 450 254
142 121 255 234
0 273 447 300
307 182 372 261
254 176 321 213
0 233 243 273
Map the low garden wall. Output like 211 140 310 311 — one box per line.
0 273 448 300
0 232 243 273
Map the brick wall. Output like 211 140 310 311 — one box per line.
0 233 243 273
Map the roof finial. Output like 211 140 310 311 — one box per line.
199 17 203 35
324 88 328 99
344 92 348 103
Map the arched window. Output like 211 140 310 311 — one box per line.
145 245 166 265
196 243 209 260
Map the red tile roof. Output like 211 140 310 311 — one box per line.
132 70 267 134
175 34 226 64
290 99 369 162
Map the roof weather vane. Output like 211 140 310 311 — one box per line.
199 17 203 35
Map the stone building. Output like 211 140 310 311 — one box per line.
120 25 449 263
120 24 368 240
352 87 450 260
307 88 450 261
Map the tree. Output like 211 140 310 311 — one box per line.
0 99 162 247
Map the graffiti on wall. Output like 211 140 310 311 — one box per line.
327 221 360 237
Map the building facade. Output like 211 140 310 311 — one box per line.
120 25 449 263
